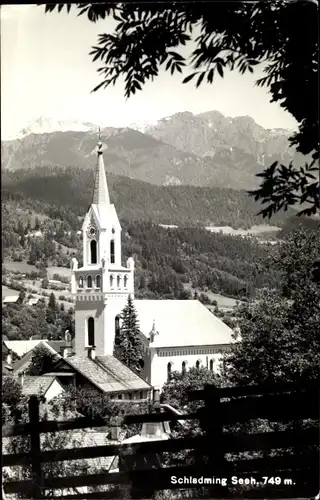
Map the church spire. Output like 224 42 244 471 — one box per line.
92 128 110 205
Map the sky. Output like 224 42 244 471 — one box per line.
1 4 298 139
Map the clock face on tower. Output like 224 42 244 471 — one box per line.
88 226 97 238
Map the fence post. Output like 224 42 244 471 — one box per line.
203 385 227 494
28 395 42 499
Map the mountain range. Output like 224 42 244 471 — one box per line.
1 111 305 190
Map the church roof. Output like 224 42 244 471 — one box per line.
134 300 234 348
92 141 110 205
60 355 151 393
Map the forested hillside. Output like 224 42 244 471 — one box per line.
2 166 293 228
3 162 315 306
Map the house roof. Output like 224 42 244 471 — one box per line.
11 341 63 374
21 376 60 397
122 422 170 444
5 339 72 361
28 298 40 306
134 300 234 348
46 340 74 352
4 340 43 357
11 349 34 374
59 355 151 393
3 296 20 304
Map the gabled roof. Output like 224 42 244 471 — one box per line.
4 339 72 360
11 349 34 374
11 341 62 374
21 376 63 397
4 340 43 357
134 300 234 348
57 355 151 393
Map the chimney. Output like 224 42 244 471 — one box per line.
60 346 69 358
153 388 161 413
64 329 72 346
110 416 121 441
6 350 12 367
89 346 96 361
18 372 25 387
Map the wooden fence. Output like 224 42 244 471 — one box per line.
2 381 319 499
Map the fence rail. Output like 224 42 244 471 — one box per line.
2 381 319 499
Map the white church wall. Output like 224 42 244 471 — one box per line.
103 297 129 356
75 299 106 357
150 350 223 389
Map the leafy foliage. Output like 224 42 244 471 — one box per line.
2 376 23 423
223 228 320 386
161 366 220 413
249 159 319 217
2 298 74 341
114 295 144 374
2 396 96 499
25 345 60 376
43 1 319 216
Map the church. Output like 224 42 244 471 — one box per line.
69 136 234 392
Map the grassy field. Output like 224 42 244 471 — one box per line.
2 285 19 297
47 266 71 278
206 291 239 310
206 224 281 238
3 260 38 273
185 284 239 311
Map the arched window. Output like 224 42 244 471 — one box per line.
78 277 83 288
196 360 200 370
124 275 128 288
117 275 121 287
182 361 186 375
90 240 97 264
115 315 120 336
209 359 214 371
95 275 101 288
110 240 115 264
88 317 95 346
167 362 172 381
87 275 92 288
110 275 114 288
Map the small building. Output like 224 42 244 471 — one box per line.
27 297 40 306
19 374 65 402
48 279 63 286
51 348 151 400
2 295 20 305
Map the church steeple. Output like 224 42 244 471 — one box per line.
72 128 135 358
92 129 110 205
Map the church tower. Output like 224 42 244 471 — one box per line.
71 134 134 357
